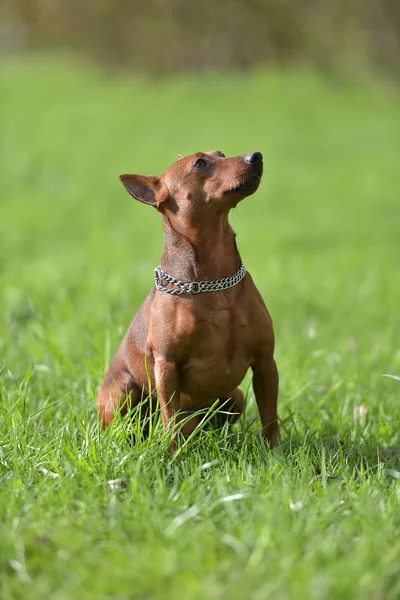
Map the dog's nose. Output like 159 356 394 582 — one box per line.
243 152 263 164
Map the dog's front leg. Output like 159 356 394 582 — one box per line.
154 356 180 452
252 356 280 448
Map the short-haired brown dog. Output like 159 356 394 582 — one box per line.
97 150 280 451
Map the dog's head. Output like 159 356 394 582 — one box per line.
119 150 263 222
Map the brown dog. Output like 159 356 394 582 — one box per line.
96 150 280 450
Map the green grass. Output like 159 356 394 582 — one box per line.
1 54 400 600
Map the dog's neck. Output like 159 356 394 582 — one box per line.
160 213 241 282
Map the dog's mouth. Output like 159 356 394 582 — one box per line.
224 172 262 195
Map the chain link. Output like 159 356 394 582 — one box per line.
154 260 246 295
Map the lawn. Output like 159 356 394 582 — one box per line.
1 55 400 600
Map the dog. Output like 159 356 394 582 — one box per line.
96 150 280 451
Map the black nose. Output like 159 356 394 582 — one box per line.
243 152 263 164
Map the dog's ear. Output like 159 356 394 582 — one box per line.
206 150 226 158
119 174 168 208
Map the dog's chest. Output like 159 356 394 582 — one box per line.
174 304 254 398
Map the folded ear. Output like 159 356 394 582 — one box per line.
206 150 226 158
119 174 168 207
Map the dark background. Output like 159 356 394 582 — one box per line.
1 0 400 77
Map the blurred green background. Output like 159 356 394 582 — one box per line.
1 0 400 76
1 4 400 600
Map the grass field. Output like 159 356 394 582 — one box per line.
1 55 400 599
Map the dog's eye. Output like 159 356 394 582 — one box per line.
193 158 208 169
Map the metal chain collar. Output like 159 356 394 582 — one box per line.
154 259 246 295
